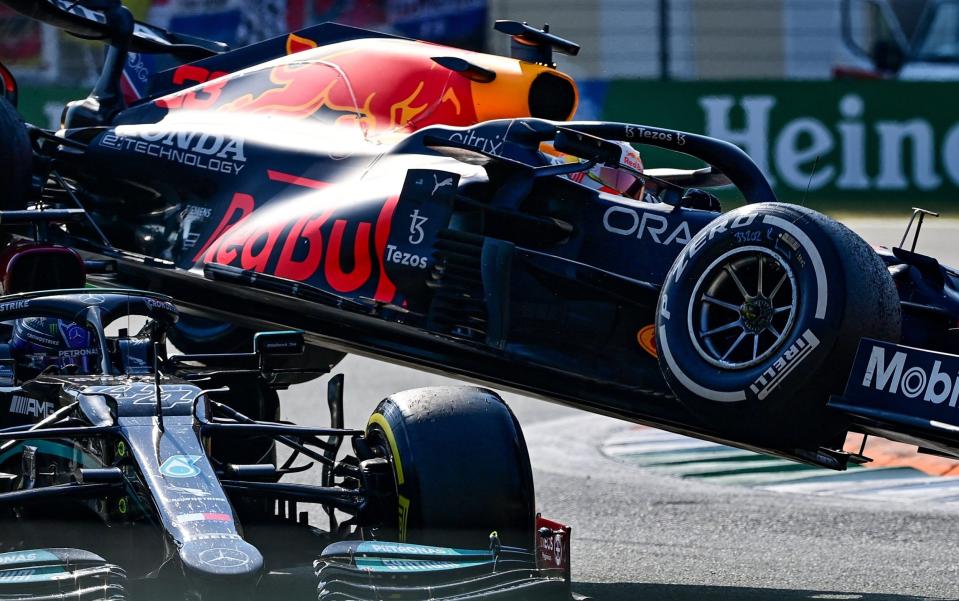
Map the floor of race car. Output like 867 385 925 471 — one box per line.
281 219 959 601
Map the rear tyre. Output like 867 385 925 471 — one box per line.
0 548 126 600
0 97 31 210
656 203 901 447
366 387 535 550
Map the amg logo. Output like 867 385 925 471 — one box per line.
750 330 820 400
9 395 54 418
862 346 959 405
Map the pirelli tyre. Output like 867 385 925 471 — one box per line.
366 387 535 550
656 203 901 446
0 97 31 211
0 548 127 600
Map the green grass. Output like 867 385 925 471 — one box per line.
714 190 957 220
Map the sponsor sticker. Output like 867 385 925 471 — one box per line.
198 548 250 568
0 551 57 565
447 130 503 155
409 209 428 244
176 512 232 525
79 293 106 305
535 516 571 576
637 325 658 359
358 543 454 555
841 340 959 428
9 395 54 418
100 131 246 176
0 300 29 313
385 245 429 269
185 533 243 542
602 206 691 246
749 329 821 400
160 455 203 479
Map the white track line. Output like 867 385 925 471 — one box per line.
601 428 959 504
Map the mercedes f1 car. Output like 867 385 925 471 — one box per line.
0 285 570 600
2 1 959 597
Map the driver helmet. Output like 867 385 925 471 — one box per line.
0 243 96 377
9 317 99 376
543 140 649 200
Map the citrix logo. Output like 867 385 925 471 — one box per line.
862 345 959 406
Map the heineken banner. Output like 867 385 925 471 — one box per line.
16 86 88 130
601 80 959 207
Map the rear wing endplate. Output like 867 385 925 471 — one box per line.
3 0 227 61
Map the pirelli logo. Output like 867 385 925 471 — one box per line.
750 330 821 400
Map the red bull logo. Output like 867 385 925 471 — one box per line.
195 176 399 303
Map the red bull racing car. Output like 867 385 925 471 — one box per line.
2 0 959 599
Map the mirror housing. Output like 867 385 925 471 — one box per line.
254 330 306 356
553 128 623 166
0 63 17 108
77 392 118 427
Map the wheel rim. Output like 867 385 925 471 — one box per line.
687 246 798 370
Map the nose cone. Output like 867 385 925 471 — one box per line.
180 538 263 580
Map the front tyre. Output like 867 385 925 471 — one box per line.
656 203 900 446
366 387 535 550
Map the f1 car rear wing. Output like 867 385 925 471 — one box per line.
1 0 227 61
830 339 959 460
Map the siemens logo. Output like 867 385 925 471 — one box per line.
862 345 959 406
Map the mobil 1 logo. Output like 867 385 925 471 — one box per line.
843 339 959 426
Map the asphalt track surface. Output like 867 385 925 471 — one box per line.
279 217 959 601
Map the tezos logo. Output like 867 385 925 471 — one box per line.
862 346 959 405
160 455 203 478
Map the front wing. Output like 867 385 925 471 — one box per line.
829 338 959 459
